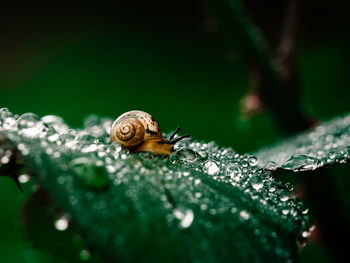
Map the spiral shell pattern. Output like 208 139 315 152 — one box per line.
110 110 162 150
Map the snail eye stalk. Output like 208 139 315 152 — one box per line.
168 127 181 140
169 134 190 144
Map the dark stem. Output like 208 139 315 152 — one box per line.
209 0 314 133
276 0 298 83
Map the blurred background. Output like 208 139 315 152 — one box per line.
0 0 349 262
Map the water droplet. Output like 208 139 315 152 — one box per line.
302 231 311 238
328 151 336 159
41 115 69 134
265 161 277 171
177 148 197 163
239 210 250 220
203 161 220 176
250 176 264 191
70 157 109 189
281 155 321 171
1 155 10 164
169 153 179 164
173 207 194 229
17 113 39 129
248 156 258 166
282 209 290 215
0 108 12 121
79 249 91 261
196 150 208 161
54 216 69 231
18 174 31 183
285 182 294 191
2 117 18 131
279 191 290 202
225 164 242 180
240 160 249 168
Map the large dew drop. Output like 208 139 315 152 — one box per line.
70 157 109 189
18 113 46 137
202 161 220 176
177 148 197 163
281 155 321 171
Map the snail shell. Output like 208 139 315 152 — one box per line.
110 110 162 150
110 110 189 155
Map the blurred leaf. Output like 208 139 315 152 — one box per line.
1 108 312 262
254 113 350 171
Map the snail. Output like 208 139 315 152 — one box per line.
110 110 189 155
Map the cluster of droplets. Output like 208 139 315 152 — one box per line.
167 137 313 247
255 113 350 171
0 108 314 261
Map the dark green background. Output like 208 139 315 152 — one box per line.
1 1 349 262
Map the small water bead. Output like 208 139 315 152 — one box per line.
18 174 31 183
169 153 180 164
77 132 99 144
203 161 220 176
81 143 99 153
1 155 10 164
296 202 309 214
47 127 60 142
2 117 18 131
240 160 249 168
302 231 311 238
248 156 258 166
196 150 208 161
18 143 30 155
79 249 91 261
282 209 290 215
0 108 12 120
284 182 294 192
173 207 194 229
250 176 264 191
239 210 250 220
327 151 336 160
60 132 76 144
265 161 277 171
279 191 290 202
225 164 242 180
54 215 69 231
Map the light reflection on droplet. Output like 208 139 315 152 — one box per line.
79 249 91 261
203 161 220 176
173 207 194 229
240 210 250 220
54 216 69 231
18 174 30 183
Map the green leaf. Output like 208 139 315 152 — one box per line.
0 108 312 263
254 113 350 171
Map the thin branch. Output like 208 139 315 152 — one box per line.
276 0 298 82
209 0 314 133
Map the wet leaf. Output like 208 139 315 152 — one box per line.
254 113 350 171
0 108 312 263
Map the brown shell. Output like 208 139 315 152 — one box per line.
110 110 162 150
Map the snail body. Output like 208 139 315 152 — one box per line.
110 110 189 156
